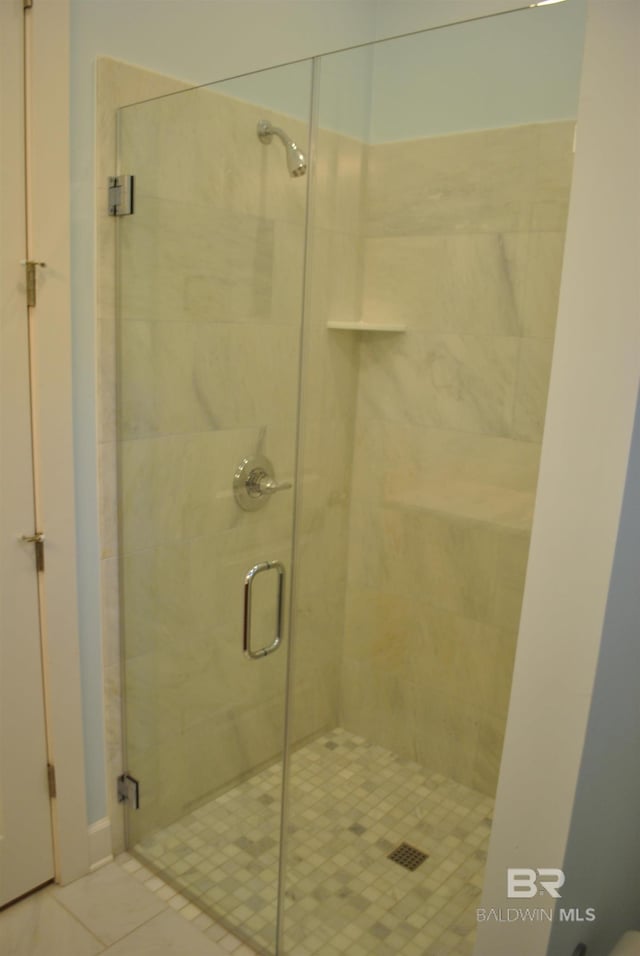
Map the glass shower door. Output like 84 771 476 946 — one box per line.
115 61 312 955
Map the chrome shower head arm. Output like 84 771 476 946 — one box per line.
257 119 307 178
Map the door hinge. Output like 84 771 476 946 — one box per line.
47 763 56 799
21 531 45 572
23 0 33 9
117 773 140 809
23 260 46 308
108 175 134 216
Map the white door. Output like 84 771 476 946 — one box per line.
0 0 55 907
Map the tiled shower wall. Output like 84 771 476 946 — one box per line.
97 58 361 848
97 56 572 852
341 123 573 794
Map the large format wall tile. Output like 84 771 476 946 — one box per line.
119 198 306 327
119 320 299 438
119 425 295 552
118 79 310 222
357 331 520 436
341 119 573 797
362 234 521 335
100 56 572 843
105 61 357 842
512 336 556 442
365 124 539 237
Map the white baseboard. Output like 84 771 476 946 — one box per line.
88 817 113 871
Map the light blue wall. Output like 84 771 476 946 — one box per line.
228 1 588 142
206 46 374 142
368 0 587 142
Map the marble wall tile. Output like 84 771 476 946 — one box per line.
492 528 531 633
352 420 542 505
531 199 571 232
305 227 364 328
100 556 120 673
127 698 287 842
361 234 521 335
339 660 418 766
357 331 520 436
119 80 311 225
411 685 479 787
101 553 123 848
340 588 412 676
104 664 125 855
503 231 567 339
390 508 501 625
96 57 194 859
297 416 354 512
120 427 295 554
289 673 339 746
367 597 514 719
101 57 358 847
534 121 576 205
347 503 504 627
99 441 118 559
472 711 508 797
96 58 191 186
100 56 322 847
512 336 555 442
125 644 288 784
313 128 367 236
119 320 299 438
342 503 526 793
119 198 297 327
97 305 117 446
121 541 192 661
100 58 573 834
340 120 573 797
365 125 538 237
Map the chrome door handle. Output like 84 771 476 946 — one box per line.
243 560 285 660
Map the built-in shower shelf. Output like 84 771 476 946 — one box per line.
327 321 407 333
387 481 535 532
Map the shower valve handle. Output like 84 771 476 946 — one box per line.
233 454 292 511
254 473 292 496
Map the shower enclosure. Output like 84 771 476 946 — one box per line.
114 5 583 954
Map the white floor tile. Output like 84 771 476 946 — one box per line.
0 889 104 956
51 862 165 945
101 909 230 956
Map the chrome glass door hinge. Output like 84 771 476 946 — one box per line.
108 175 134 216
22 260 46 307
21 531 45 572
47 763 56 799
117 773 140 809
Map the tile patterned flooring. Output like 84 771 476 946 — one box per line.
1 729 493 955
135 728 494 956
0 857 254 956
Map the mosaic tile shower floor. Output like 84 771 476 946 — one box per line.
135 729 493 956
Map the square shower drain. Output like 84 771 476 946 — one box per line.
387 842 428 872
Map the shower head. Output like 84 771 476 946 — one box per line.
257 120 307 178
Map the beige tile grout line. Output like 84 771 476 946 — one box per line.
44 892 108 951
115 852 257 956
